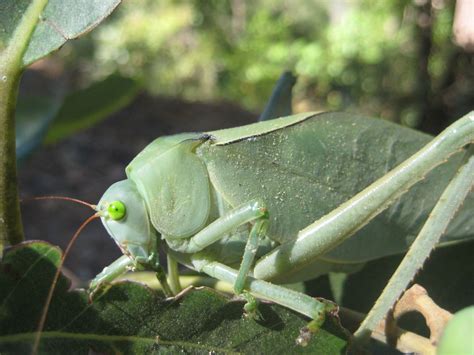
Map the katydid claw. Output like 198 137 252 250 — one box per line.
296 311 326 346
242 292 263 321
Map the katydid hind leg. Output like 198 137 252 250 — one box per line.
254 112 474 282
354 146 474 343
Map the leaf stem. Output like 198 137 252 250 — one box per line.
0 0 49 250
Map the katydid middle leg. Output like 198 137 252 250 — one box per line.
166 199 269 298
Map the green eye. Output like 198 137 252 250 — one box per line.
107 201 126 220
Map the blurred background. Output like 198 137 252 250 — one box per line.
18 0 474 281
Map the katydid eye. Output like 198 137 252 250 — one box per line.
108 201 126 220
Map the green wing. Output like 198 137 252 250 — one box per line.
127 135 211 239
198 112 473 263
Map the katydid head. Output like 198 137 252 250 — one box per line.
98 179 158 263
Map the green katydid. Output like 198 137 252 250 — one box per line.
38 73 474 347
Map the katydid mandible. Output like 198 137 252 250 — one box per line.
88 74 473 343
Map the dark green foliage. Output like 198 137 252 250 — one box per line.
0 242 350 354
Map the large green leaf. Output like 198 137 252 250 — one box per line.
44 74 141 144
0 0 121 67
0 241 350 354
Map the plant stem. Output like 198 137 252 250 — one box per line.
0 0 49 250
0 65 23 249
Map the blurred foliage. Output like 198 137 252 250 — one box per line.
59 0 473 132
15 74 141 161
44 75 141 144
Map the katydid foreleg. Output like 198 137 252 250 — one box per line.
90 253 175 297
89 254 134 291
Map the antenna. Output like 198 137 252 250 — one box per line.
21 196 96 210
32 212 100 354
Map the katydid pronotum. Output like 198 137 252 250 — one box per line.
39 73 474 348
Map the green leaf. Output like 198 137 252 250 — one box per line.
0 0 121 67
44 75 141 144
437 306 474 355
0 242 350 354
15 95 60 161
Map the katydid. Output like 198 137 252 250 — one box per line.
90 110 473 341
39 74 474 346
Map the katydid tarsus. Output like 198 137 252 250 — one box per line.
38 73 474 347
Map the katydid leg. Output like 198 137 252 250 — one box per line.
234 219 268 294
167 199 269 297
191 253 331 322
155 265 174 297
254 112 474 281
354 147 474 342
89 254 134 292
167 253 182 294
166 199 267 254
90 253 174 298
